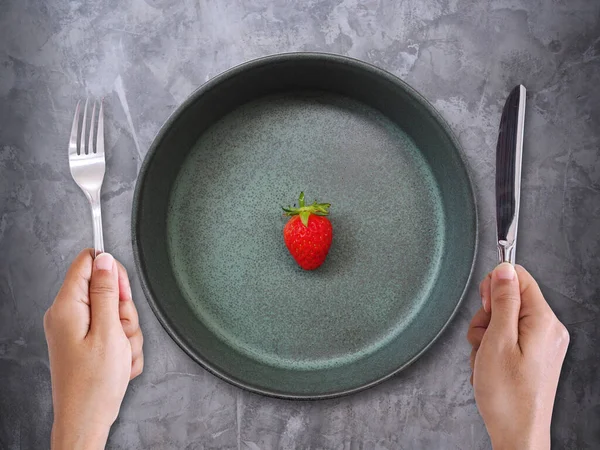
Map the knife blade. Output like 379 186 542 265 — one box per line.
496 85 526 265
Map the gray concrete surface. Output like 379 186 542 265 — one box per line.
1 1 599 449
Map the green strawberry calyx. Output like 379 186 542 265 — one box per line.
282 192 331 227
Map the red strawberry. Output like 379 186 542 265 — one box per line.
283 192 333 270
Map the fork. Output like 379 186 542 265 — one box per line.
68 99 105 257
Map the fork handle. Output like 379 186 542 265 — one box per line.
89 190 104 257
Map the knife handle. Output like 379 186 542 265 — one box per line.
498 240 516 265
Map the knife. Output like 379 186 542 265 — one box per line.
496 85 526 265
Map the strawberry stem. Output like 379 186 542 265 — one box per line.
282 192 331 227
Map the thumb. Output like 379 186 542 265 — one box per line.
487 262 521 345
89 253 121 335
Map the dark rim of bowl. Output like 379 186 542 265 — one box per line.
131 52 479 400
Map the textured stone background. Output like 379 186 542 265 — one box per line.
1 1 599 449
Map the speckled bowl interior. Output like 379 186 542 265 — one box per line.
132 53 477 398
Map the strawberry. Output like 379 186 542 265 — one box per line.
283 192 333 270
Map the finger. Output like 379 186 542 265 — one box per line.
48 249 95 339
120 299 140 338
116 260 133 302
470 348 477 371
479 272 492 313
515 265 553 320
116 261 140 337
88 253 121 336
487 262 520 345
131 352 144 380
129 329 144 361
129 327 144 380
467 307 491 349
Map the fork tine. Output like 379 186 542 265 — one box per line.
97 100 104 155
88 101 97 154
80 98 89 154
69 101 80 156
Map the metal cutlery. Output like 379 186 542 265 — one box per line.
496 85 526 265
68 99 106 257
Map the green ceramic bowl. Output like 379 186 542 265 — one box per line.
132 53 477 399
